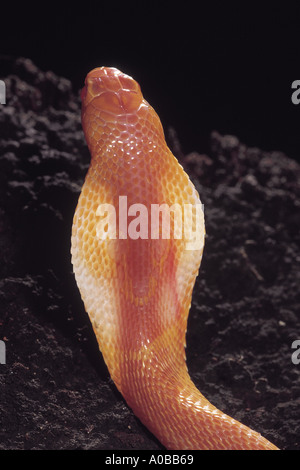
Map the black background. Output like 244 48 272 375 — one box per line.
1 2 300 159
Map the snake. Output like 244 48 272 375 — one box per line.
71 66 279 450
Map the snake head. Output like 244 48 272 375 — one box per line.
81 67 143 117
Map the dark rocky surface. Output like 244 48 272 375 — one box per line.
0 58 299 450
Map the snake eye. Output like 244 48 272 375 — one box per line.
119 89 141 113
87 77 106 97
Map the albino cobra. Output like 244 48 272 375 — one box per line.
71 66 279 450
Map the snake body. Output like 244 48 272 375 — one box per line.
71 66 278 450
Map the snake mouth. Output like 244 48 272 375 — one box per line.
81 67 143 115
